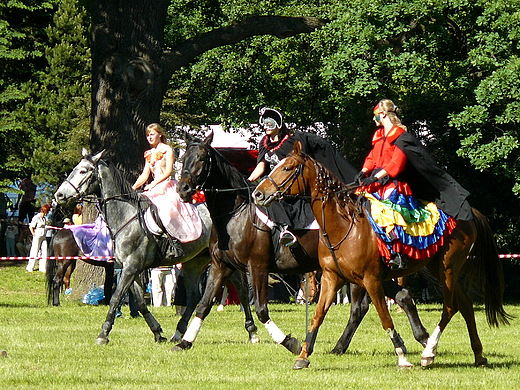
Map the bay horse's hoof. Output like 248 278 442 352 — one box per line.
475 357 489 367
156 336 167 343
329 346 346 355
169 340 193 352
281 334 302 355
420 356 434 368
293 358 310 370
95 337 109 345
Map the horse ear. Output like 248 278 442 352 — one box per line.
292 140 303 155
204 130 214 146
91 150 105 163
82 148 89 157
183 131 193 144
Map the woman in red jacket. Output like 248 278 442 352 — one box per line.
357 99 460 269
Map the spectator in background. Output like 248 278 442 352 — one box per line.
17 176 37 223
27 203 50 272
72 203 83 225
150 264 181 307
4 218 18 257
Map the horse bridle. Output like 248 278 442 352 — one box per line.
263 156 305 201
60 159 98 202
182 143 213 192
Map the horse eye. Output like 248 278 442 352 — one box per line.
283 166 292 172
79 169 87 174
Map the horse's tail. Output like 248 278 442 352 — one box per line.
467 208 513 327
46 235 58 306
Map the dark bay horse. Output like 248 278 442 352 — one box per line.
54 149 258 345
253 141 511 369
176 132 429 354
46 228 80 306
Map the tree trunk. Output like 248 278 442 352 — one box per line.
72 0 325 295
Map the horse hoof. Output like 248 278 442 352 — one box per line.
169 340 193 352
399 361 413 368
293 359 310 370
281 334 302 355
250 333 260 344
421 356 434 368
156 336 167 343
95 337 109 345
475 357 489 367
329 347 345 355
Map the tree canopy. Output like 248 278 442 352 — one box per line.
1 0 519 250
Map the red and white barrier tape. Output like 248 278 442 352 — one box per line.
498 254 520 258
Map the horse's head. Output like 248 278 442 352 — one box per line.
177 131 213 202
54 148 104 205
253 141 308 207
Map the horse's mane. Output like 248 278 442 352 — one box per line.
97 158 144 205
301 153 357 212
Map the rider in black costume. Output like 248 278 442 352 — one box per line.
248 107 357 246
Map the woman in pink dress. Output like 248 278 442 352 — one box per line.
132 123 202 243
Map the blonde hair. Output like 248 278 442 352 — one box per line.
377 99 407 131
146 123 168 144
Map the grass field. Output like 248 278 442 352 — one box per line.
1 262 519 390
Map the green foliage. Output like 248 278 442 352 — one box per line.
0 0 58 183
0 0 90 189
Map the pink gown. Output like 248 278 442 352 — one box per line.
142 148 202 243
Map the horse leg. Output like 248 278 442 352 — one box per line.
129 281 166 343
172 260 205 342
421 263 459 367
294 270 344 369
171 258 234 351
229 270 259 343
330 283 369 354
382 279 429 347
365 277 412 368
63 259 76 291
96 266 138 345
454 284 487 366
250 265 301 355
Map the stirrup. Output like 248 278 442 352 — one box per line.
280 228 298 247
388 253 407 270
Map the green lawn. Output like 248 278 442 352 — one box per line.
1 262 519 390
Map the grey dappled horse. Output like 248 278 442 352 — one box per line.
54 149 258 345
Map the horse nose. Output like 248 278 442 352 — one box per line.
55 191 64 203
252 190 264 203
179 182 190 194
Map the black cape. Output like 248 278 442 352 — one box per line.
394 132 473 221
258 131 358 228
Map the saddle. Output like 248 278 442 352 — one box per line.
145 203 184 259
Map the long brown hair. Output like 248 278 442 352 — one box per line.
146 123 168 144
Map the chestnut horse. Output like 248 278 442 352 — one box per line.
253 141 510 369
176 132 430 355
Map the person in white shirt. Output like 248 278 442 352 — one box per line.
27 203 50 272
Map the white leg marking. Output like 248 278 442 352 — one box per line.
264 319 286 344
183 316 203 343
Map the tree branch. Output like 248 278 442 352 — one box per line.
161 15 327 78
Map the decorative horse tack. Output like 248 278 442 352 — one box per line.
177 132 431 357
253 140 511 369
